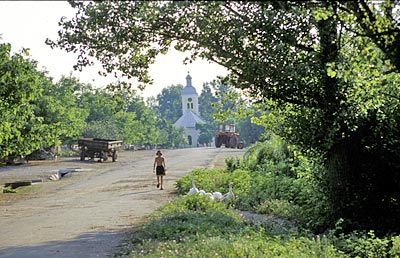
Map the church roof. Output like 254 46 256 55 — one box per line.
182 85 198 95
174 110 205 128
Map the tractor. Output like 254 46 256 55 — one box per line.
215 123 243 149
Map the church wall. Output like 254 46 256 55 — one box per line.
185 127 200 147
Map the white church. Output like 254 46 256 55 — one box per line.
173 73 205 147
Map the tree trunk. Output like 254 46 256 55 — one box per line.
327 134 400 235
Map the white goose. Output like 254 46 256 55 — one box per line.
198 189 206 195
222 181 234 201
188 179 199 195
212 191 223 200
197 189 214 199
206 192 214 199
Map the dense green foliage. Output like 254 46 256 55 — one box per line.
198 83 218 123
35 75 89 145
154 84 183 123
0 43 88 159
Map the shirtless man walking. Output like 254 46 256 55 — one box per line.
153 150 166 190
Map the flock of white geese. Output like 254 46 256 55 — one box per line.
188 179 234 201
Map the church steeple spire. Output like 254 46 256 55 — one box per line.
186 72 192 87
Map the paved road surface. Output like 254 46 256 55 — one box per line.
0 147 244 258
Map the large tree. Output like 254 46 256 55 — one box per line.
33 75 88 145
0 43 57 159
155 84 183 124
48 1 400 234
199 82 218 123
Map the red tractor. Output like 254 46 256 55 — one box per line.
215 124 244 149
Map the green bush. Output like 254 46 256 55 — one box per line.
234 136 331 232
333 230 391 258
389 236 400 257
256 199 303 222
244 135 291 172
225 156 243 172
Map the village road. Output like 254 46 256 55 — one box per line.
0 147 244 258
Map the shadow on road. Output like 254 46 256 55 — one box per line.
119 190 154 196
0 229 126 258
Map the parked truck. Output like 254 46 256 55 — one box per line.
215 124 243 149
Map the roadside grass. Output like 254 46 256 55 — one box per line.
2 186 17 193
59 149 79 157
16 183 43 194
0 184 43 203
212 154 229 169
115 195 344 258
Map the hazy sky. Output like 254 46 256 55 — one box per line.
0 1 228 98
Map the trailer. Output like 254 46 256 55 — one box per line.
78 138 123 162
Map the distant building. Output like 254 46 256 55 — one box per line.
173 73 205 146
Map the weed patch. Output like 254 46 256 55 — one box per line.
116 195 344 257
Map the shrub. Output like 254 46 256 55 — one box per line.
256 199 303 222
333 230 391 258
225 156 244 172
389 236 400 257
